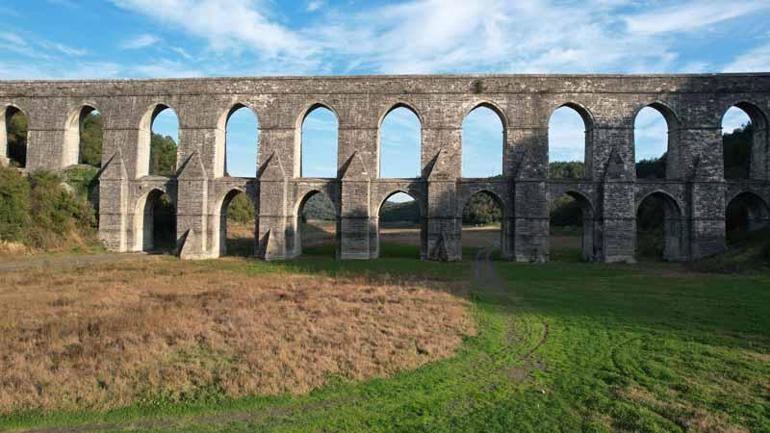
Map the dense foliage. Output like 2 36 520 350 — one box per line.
723 123 752 179
462 192 502 225
548 161 584 179
79 111 103 166
227 193 255 224
0 167 97 249
6 110 27 167
636 154 666 179
150 134 178 176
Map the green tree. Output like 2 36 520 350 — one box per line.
79 111 103 167
150 133 177 176
227 193 255 224
636 154 667 179
723 123 752 179
549 161 584 179
462 192 502 225
6 110 28 167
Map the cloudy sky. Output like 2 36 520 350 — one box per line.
0 0 765 177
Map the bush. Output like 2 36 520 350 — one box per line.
0 167 31 242
0 167 98 250
227 194 255 224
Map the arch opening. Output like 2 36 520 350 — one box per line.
726 192 770 244
296 191 337 257
135 189 176 253
137 105 179 178
380 106 421 178
224 105 259 178
549 192 594 261
549 105 590 179
217 190 256 257
462 105 504 178
4 106 28 168
722 104 768 180
635 105 675 179
461 190 504 258
64 105 102 167
300 105 338 178
636 192 683 261
377 191 423 258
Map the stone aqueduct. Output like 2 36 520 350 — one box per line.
1 74 769 262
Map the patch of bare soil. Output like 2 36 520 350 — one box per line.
0 256 474 413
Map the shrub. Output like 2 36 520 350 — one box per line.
0 167 31 242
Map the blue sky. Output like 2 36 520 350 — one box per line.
0 0 765 179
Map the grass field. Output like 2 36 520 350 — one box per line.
0 228 768 432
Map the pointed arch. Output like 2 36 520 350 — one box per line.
548 103 593 179
379 103 422 178
297 103 339 178
549 190 595 261
295 189 337 256
636 190 684 261
462 104 505 178
133 188 176 253
214 188 256 256
137 103 179 178
2 104 28 168
63 104 102 168
634 102 680 179
726 191 770 240
216 103 259 178
376 190 424 258
461 189 506 258
722 101 769 180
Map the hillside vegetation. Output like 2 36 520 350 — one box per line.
0 166 99 253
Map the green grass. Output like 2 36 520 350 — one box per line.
2 244 769 432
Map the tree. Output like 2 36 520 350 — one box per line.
227 194 255 224
79 111 103 167
723 123 752 179
150 133 177 176
462 192 502 225
6 111 27 167
549 161 584 179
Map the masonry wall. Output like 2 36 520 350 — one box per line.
1 74 769 262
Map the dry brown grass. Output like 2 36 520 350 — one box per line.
0 256 474 413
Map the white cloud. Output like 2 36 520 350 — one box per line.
624 0 769 35
121 33 160 50
307 0 323 12
111 0 316 60
0 32 26 46
723 43 770 72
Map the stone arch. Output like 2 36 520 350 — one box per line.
549 190 596 261
378 103 422 178
2 104 29 168
215 102 259 178
633 101 681 179
295 188 338 256
460 189 507 257
133 187 176 253
462 103 506 178
726 191 770 237
721 101 769 180
213 188 256 257
548 102 594 179
636 190 684 261
296 103 339 178
136 103 179 179
376 190 425 258
63 103 100 168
